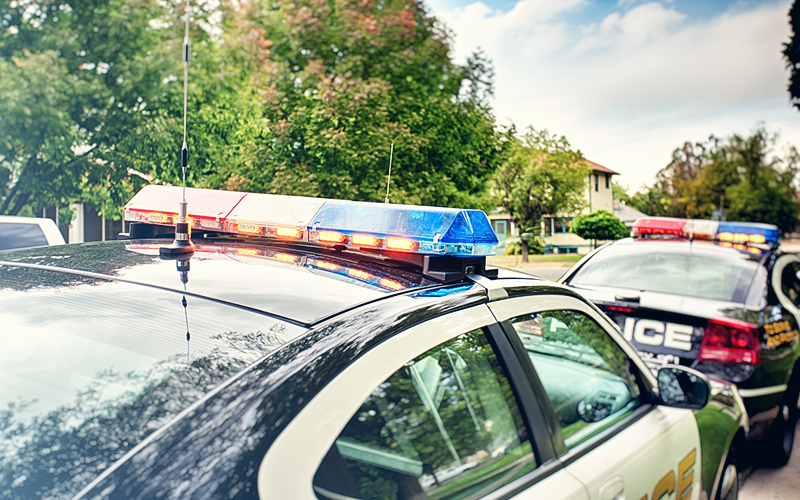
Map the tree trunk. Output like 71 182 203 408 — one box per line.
521 239 529 263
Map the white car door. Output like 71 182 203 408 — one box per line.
489 294 703 500
258 303 589 500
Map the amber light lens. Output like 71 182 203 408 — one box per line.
276 227 302 239
347 268 372 280
352 234 381 247
236 248 259 256
379 278 404 291
319 231 346 243
386 238 415 251
274 252 298 263
316 260 339 271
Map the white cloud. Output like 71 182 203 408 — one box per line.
431 0 798 190
576 3 685 52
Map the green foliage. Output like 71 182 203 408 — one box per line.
784 1 800 110
571 210 629 242
493 127 589 259
504 238 543 256
212 0 508 208
625 127 799 232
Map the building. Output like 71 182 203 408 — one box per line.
488 160 620 255
39 203 123 244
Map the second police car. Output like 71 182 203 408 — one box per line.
0 187 744 500
560 216 800 468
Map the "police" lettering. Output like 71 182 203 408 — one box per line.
624 318 693 351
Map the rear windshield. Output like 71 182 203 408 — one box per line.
569 242 761 303
0 222 48 250
0 266 304 499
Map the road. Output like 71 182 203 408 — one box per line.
510 266 568 281
740 422 800 500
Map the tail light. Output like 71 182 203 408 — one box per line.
699 318 761 365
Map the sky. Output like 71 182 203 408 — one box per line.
425 0 800 192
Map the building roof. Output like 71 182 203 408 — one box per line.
584 160 619 175
614 203 648 227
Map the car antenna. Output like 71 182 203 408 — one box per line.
384 142 394 204
178 257 192 364
160 0 195 257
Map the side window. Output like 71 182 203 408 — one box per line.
509 310 643 449
781 261 800 306
313 329 537 500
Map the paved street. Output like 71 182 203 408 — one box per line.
511 266 568 281
741 423 800 500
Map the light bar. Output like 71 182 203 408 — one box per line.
124 185 247 232
124 185 498 256
632 217 779 247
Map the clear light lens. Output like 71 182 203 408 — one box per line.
237 224 261 234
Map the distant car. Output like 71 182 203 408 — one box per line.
560 217 800 467
488 236 520 255
0 215 65 251
0 187 744 500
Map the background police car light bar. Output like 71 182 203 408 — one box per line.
632 217 780 246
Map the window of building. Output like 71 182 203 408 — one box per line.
594 174 599 192
550 218 573 234
605 174 610 189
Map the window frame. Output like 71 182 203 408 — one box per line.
488 294 657 463
258 303 563 500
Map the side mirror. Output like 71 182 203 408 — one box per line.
656 365 710 410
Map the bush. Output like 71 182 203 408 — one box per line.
571 210 629 241
505 238 543 255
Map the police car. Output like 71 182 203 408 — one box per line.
0 187 744 500
560 216 800 468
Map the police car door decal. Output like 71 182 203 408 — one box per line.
618 317 702 369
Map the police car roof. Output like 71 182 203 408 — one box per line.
0 239 456 325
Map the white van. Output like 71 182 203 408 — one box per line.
0 216 66 251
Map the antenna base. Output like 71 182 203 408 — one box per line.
159 222 195 257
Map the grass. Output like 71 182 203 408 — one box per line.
487 254 583 268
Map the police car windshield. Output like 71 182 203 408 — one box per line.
0 266 305 498
569 241 760 303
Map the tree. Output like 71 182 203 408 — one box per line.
681 129 799 232
784 1 800 109
211 0 508 208
626 127 799 232
0 0 258 221
571 210 629 248
493 128 589 261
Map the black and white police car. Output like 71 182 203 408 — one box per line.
560 216 800 467
1 188 744 500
